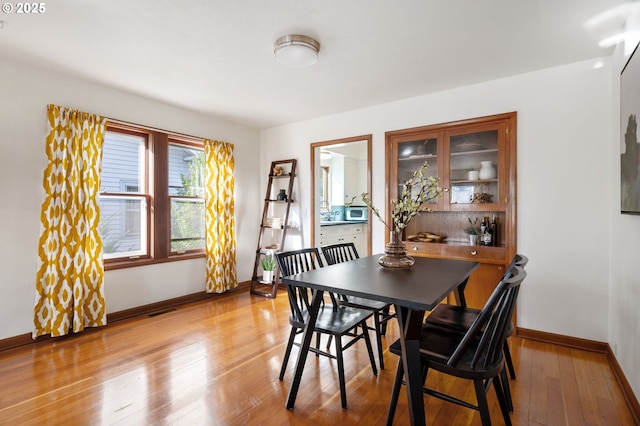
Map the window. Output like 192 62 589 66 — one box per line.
168 143 206 253
123 183 141 237
100 123 205 268
100 129 147 260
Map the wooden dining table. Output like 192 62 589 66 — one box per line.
281 254 479 425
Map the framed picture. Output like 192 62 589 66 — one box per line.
621 40 640 214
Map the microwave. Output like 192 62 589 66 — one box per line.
345 206 368 221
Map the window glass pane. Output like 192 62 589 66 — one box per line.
102 131 145 193
169 144 205 197
171 198 205 252
100 196 147 258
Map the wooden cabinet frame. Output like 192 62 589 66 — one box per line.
385 112 517 309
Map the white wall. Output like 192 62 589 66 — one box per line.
0 57 261 340
261 59 612 344
609 43 640 401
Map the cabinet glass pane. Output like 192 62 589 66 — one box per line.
449 130 498 205
396 138 438 204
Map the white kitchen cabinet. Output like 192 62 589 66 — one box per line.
350 223 367 256
344 157 357 204
319 223 367 257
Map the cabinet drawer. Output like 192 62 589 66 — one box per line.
407 242 505 264
350 225 366 235
407 242 446 257
446 245 505 263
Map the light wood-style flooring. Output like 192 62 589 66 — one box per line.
0 288 635 425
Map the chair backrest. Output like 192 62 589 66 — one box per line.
321 242 359 265
500 253 529 281
276 248 324 277
513 253 529 268
457 253 528 309
320 243 361 304
448 266 527 369
276 248 326 324
509 253 528 272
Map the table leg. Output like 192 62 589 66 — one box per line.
285 289 324 409
453 277 469 308
393 305 426 426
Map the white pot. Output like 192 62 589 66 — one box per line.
262 270 275 283
479 161 496 179
469 234 478 246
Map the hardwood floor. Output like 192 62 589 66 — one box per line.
0 288 635 425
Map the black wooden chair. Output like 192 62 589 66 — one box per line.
424 254 529 411
275 248 378 408
321 242 396 370
386 266 527 426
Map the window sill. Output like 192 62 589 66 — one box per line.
105 252 205 271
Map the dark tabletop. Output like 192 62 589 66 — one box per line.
282 255 479 311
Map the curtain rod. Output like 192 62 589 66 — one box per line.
50 104 228 144
104 116 211 143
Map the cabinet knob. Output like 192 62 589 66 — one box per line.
412 246 419 251
470 250 477 256
443 187 449 192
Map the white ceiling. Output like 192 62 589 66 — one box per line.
0 0 633 129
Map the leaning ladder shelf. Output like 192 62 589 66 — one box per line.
250 159 297 298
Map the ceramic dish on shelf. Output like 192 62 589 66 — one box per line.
454 141 482 152
407 232 445 243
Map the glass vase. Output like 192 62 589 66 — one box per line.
378 230 415 268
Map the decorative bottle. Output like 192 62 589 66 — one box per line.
481 216 492 246
490 215 498 246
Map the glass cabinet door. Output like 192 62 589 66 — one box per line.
393 134 441 209
445 123 505 210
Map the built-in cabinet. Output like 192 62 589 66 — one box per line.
319 223 367 258
326 154 367 208
344 157 357 204
343 157 368 205
386 112 517 309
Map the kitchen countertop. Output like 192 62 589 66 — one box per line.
320 220 367 226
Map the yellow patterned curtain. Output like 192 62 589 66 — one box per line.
204 140 237 293
33 105 107 338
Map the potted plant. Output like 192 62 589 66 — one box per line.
361 161 441 268
465 217 479 245
260 255 277 283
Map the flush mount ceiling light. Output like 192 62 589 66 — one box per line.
274 34 320 68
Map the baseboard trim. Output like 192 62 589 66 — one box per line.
606 343 640 425
0 281 251 353
106 281 251 322
516 327 608 353
517 327 640 424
